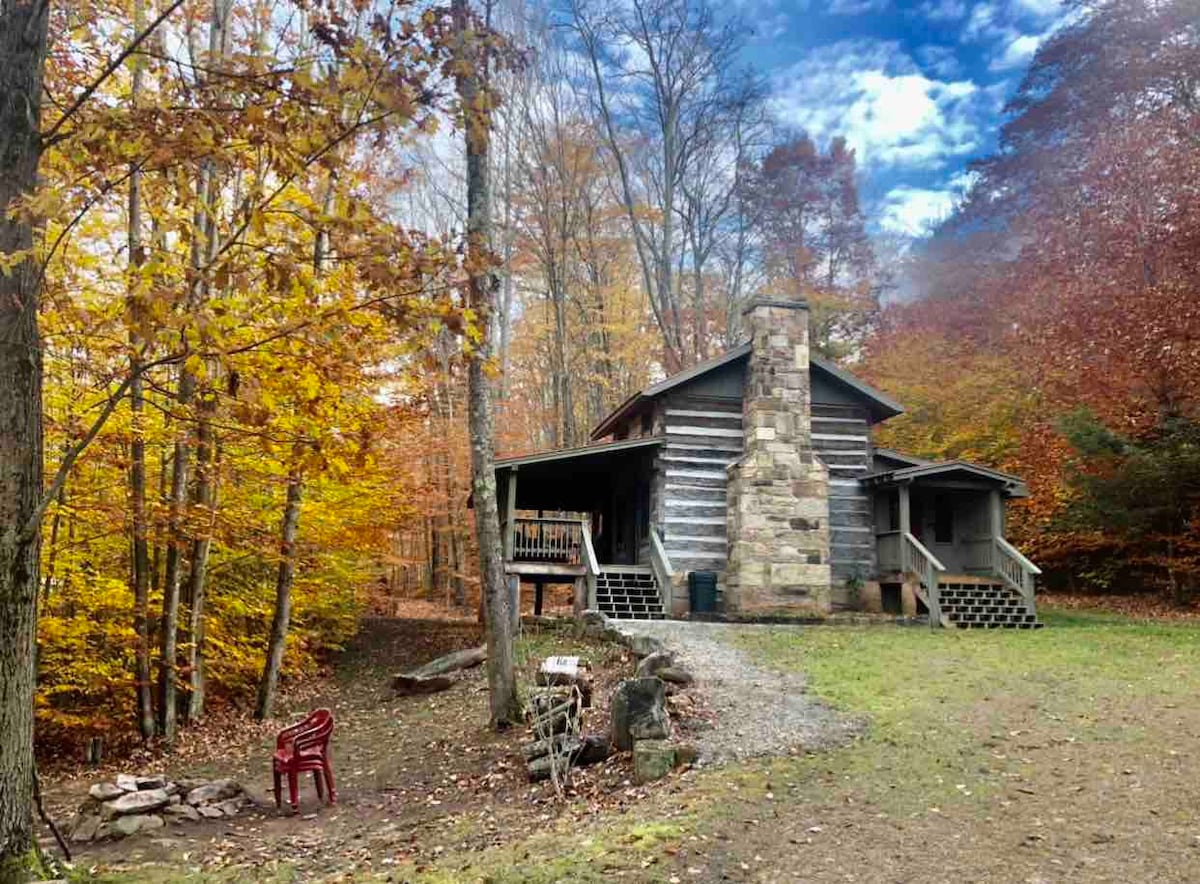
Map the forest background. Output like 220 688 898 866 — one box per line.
21 0 1200 756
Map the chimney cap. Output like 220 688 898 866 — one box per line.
741 295 809 315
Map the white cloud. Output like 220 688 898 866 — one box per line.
1013 0 1062 19
770 40 985 169
879 185 957 236
918 0 967 21
915 44 961 78
989 32 1041 70
826 0 888 14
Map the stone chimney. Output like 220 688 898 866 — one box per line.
724 295 831 614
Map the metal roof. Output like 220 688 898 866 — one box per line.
589 343 903 440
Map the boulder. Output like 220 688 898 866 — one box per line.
165 803 201 822
658 666 695 686
110 813 164 838
135 775 167 790
623 634 666 659
610 677 669 751
89 782 124 802
633 740 676 784
216 797 245 817
101 788 170 820
577 609 610 638
115 773 139 793
635 651 674 678
70 813 103 843
185 779 240 806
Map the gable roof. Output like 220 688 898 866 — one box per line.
864 460 1029 497
589 343 903 440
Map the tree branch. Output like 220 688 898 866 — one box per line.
41 0 189 147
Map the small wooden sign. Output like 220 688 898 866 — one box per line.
540 656 580 678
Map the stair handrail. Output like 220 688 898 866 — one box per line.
902 531 947 628
580 520 600 610
993 536 1040 608
648 527 674 613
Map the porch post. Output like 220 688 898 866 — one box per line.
502 466 517 560
988 489 1004 537
898 483 911 535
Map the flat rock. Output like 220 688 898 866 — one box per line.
185 779 240 806
633 739 676 784
135 775 167 790
610 677 669 751
216 797 245 816
89 782 124 802
658 665 695 686
197 805 224 819
115 773 139 793
110 813 164 838
101 788 170 819
635 651 675 678
165 803 201 822
623 633 666 659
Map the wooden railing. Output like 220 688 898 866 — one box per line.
648 527 673 613
581 521 600 608
993 536 1041 608
510 517 583 564
876 530 901 570
902 531 947 628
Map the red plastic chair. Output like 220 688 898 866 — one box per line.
272 708 337 812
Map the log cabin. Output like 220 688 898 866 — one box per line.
494 293 1041 628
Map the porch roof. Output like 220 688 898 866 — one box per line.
495 436 663 513
864 460 1029 498
495 436 663 470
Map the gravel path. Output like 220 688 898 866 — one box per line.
614 620 860 763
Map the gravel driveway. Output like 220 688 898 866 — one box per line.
614 620 860 763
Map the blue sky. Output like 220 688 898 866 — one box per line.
742 0 1071 235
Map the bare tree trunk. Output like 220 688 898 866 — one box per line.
40 476 66 603
0 0 49 871
182 431 218 722
255 473 302 720
127 0 155 739
454 0 520 728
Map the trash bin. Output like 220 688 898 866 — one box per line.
688 571 719 614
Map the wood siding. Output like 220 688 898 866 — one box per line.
651 393 742 577
812 403 874 606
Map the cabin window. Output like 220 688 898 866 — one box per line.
887 491 900 532
641 412 653 435
934 496 953 544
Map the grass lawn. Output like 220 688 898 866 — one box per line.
88 611 1200 882
406 608 1200 882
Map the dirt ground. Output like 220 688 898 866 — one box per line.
41 616 697 880
40 605 1200 883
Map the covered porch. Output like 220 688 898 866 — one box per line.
495 437 670 618
867 461 1041 625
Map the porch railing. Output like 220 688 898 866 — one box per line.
581 521 600 608
901 531 947 628
510 517 583 564
993 536 1041 608
648 527 674 613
